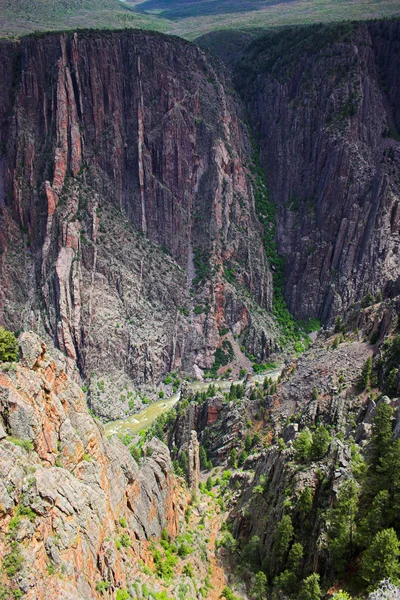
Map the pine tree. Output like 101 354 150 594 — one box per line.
327 479 359 577
251 571 267 600
298 573 322 600
357 490 389 547
288 542 304 572
358 357 372 390
243 535 262 572
361 528 400 589
293 428 313 462
310 425 332 460
273 515 294 571
370 403 393 473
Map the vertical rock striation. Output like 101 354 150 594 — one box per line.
237 20 400 322
0 30 276 417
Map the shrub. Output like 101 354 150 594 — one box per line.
3 542 23 578
96 580 110 594
7 437 34 453
118 532 131 548
0 327 18 362
182 563 194 578
220 586 240 600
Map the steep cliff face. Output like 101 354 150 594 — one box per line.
0 30 276 418
236 20 400 322
0 332 183 599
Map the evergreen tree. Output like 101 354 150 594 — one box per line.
357 490 389 547
298 573 322 600
273 515 294 571
298 487 313 516
385 439 400 531
273 569 297 596
199 445 212 470
370 403 393 473
243 536 262 572
361 528 400 589
358 357 372 391
251 571 267 600
310 425 332 460
293 428 313 462
326 479 358 577
288 542 304 572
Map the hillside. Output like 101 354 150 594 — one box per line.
0 0 167 37
1 0 400 39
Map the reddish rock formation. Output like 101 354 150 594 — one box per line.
0 332 183 599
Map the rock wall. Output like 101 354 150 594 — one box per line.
0 30 277 418
0 332 183 599
237 20 400 322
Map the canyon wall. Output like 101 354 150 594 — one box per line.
0 332 183 599
236 20 400 322
0 30 276 418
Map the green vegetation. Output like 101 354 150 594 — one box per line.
96 580 111 594
220 586 240 600
199 445 212 470
0 327 18 362
0 0 169 38
292 425 332 463
7 437 34 453
1 0 400 40
206 339 235 377
358 357 372 391
374 335 400 397
360 528 400 589
151 541 178 581
246 135 318 349
298 573 322 600
192 247 211 288
3 542 23 578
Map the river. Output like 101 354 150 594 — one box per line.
104 367 282 438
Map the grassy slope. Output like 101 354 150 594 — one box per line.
133 0 400 39
1 0 400 39
0 0 168 37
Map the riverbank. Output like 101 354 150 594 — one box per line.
104 367 282 437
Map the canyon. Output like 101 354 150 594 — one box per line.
0 29 277 419
0 15 400 600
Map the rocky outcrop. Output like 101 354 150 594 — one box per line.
187 430 200 490
0 332 182 599
0 29 277 418
170 392 247 464
236 20 400 322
